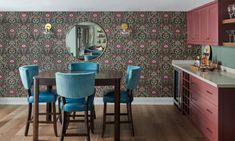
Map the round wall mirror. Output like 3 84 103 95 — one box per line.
66 22 107 61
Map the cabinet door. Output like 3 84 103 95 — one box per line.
200 7 209 43
190 103 218 141
208 3 218 45
192 11 200 43
187 10 200 44
187 12 193 44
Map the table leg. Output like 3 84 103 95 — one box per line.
46 86 52 121
33 78 39 141
114 79 121 141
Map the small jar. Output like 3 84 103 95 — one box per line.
195 60 200 67
196 56 201 67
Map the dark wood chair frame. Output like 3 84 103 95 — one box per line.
59 96 95 141
25 89 58 137
102 90 134 137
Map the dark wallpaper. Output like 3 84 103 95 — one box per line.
0 12 199 97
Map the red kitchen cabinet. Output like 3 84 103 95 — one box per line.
187 10 199 44
200 7 209 43
208 3 218 45
188 75 235 141
187 12 193 43
190 75 218 141
187 2 218 45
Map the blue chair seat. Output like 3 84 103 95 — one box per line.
28 90 57 103
103 90 133 103
60 95 95 112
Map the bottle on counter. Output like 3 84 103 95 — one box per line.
196 56 201 67
212 55 218 69
206 56 209 66
201 55 206 65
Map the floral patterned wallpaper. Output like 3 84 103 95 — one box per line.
0 12 199 97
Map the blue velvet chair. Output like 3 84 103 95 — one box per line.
84 54 100 61
56 72 96 141
68 62 99 71
102 65 142 137
68 62 99 120
19 65 58 136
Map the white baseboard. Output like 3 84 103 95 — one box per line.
0 97 173 105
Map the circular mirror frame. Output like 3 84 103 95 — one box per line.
66 22 107 61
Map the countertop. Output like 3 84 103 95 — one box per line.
172 60 235 88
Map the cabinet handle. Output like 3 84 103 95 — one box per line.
206 127 213 134
206 90 213 95
206 108 213 114
191 97 198 101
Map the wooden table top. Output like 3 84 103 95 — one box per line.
35 70 123 81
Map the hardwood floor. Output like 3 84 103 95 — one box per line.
0 105 206 141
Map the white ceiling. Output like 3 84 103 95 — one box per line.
0 0 214 11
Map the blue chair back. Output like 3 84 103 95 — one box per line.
68 62 99 71
125 65 142 90
56 72 95 99
19 65 39 90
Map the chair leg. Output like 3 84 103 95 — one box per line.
46 103 52 121
90 108 95 134
73 112 76 119
101 102 107 137
93 106 96 119
65 113 70 131
24 103 32 136
128 103 135 136
58 97 62 124
60 110 66 141
52 102 58 137
85 109 90 141
127 103 131 129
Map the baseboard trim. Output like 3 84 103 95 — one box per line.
0 97 173 105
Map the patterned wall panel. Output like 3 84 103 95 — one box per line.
0 12 199 97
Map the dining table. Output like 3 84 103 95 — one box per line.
33 70 122 141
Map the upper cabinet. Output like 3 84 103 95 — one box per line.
187 0 235 47
208 3 219 44
187 2 218 46
187 10 200 44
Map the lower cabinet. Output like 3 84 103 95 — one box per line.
190 104 217 141
181 72 235 141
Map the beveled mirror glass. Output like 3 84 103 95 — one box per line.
66 22 107 61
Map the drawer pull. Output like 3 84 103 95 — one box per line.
206 109 213 114
206 127 213 134
206 90 213 95
191 97 198 101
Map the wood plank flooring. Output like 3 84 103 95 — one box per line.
0 105 207 141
